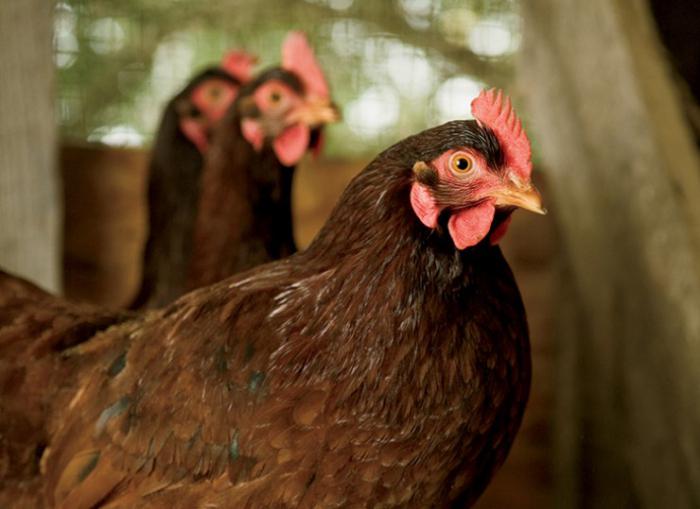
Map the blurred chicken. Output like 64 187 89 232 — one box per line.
131 50 256 309
186 31 337 291
0 89 542 508
134 33 337 309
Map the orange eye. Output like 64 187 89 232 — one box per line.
449 152 474 176
270 90 282 103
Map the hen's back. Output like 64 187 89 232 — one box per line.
0 270 133 506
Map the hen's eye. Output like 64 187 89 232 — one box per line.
270 91 282 103
449 152 474 175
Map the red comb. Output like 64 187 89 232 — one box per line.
281 31 329 99
471 89 532 180
221 50 257 83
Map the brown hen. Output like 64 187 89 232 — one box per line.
131 52 255 310
186 32 337 292
0 89 543 508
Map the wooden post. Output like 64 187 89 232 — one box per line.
0 1 60 292
520 0 700 507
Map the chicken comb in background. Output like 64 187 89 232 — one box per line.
220 49 257 83
471 88 532 180
281 31 330 100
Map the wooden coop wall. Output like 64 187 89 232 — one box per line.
60 143 559 509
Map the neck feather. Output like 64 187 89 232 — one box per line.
187 114 296 289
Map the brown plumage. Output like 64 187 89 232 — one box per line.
0 91 543 507
0 272 134 507
133 33 336 309
186 32 337 292
130 66 246 310
186 67 330 290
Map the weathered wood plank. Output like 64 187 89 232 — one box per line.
0 1 59 292
61 144 148 307
520 0 700 507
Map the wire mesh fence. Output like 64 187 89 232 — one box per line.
54 0 520 157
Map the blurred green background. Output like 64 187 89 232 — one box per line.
54 0 518 156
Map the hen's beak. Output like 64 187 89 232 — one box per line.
491 181 546 215
285 97 340 127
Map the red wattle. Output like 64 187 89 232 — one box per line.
273 123 310 166
242 119 264 151
447 201 496 250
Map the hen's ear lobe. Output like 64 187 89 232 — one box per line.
410 182 440 229
179 118 209 153
411 162 441 228
241 119 264 151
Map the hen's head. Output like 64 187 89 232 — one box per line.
409 89 545 249
236 31 339 167
176 50 257 153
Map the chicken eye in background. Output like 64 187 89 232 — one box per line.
252 80 297 114
234 33 338 169
190 79 238 122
